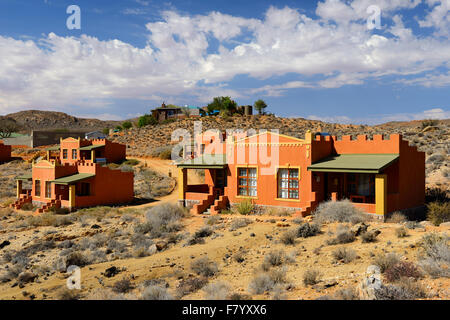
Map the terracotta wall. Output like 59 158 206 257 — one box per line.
92 139 127 163
225 133 312 210
0 141 11 162
75 163 134 207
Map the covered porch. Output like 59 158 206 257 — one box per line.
15 173 32 199
176 154 229 214
79 145 106 163
51 173 95 209
308 154 399 215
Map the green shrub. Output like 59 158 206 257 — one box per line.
327 225 355 245
138 114 157 127
332 247 357 263
122 121 132 129
190 257 218 277
280 229 297 245
426 202 450 226
421 119 438 128
236 200 253 215
395 227 409 238
297 223 321 238
248 273 274 294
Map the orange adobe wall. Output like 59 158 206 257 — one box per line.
0 141 12 163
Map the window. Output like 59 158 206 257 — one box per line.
45 181 52 198
347 174 375 197
278 168 299 199
238 168 257 197
78 182 90 196
34 180 41 197
62 149 68 159
72 149 77 159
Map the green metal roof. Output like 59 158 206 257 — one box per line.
308 154 399 173
46 146 60 151
79 145 104 151
16 173 32 180
51 173 95 185
176 154 227 169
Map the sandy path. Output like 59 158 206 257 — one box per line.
122 157 203 210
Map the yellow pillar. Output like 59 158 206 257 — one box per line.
46 151 50 160
178 167 187 201
91 150 95 162
305 130 312 144
375 174 387 216
16 180 22 198
69 185 76 209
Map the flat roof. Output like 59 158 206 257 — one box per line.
51 173 95 185
79 145 104 151
46 146 60 151
176 154 227 169
308 154 399 173
16 173 32 180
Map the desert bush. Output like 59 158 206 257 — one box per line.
191 257 218 277
303 269 321 286
374 278 426 300
194 226 213 238
56 288 81 300
360 230 380 243
176 277 208 298
65 251 90 267
313 200 366 224
296 223 321 238
419 233 450 262
268 267 287 284
270 284 287 300
421 119 438 128
426 202 450 226
280 228 297 245
426 187 449 203
233 250 245 263
387 212 407 223
263 250 286 269
206 216 221 225
135 203 186 238
229 218 252 231
395 227 409 238
418 258 450 278
405 221 421 229
327 225 355 245
333 287 359 300
332 247 357 263
372 252 401 273
141 285 173 300
236 200 254 215
384 261 421 282
203 282 230 300
113 278 134 293
248 273 275 294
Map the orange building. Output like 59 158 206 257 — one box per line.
13 137 133 213
0 140 12 163
176 131 425 219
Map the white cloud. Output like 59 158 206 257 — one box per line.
0 1 449 115
307 108 450 125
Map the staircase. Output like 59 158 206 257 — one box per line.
209 195 229 215
34 199 61 214
298 192 317 217
10 194 32 210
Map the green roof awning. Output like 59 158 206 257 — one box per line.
16 173 32 181
51 173 95 185
79 145 104 151
46 146 60 151
176 154 227 169
308 154 399 173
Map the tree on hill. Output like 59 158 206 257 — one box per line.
102 128 110 135
0 117 20 138
137 114 157 128
206 96 238 116
254 99 267 115
122 121 132 129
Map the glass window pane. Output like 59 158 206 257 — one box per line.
289 169 298 178
279 169 288 178
249 178 257 186
239 168 247 176
239 178 247 186
281 179 289 188
289 190 299 199
238 187 247 196
289 180 298 188
249 187 257 197
249 168 257 177
280 189 288 198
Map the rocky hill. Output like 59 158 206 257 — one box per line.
4 110 122 132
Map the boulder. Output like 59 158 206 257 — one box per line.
351 223 369 236
357 265 382 300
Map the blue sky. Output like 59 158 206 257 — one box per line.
0 0 449 124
